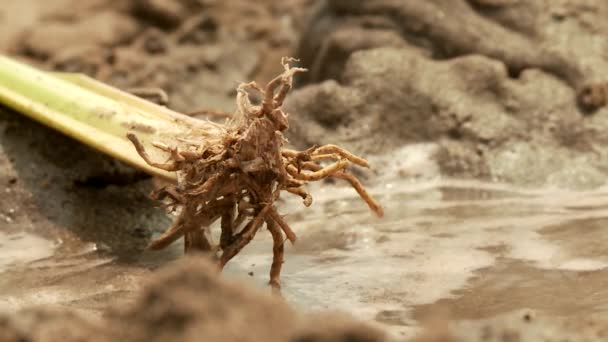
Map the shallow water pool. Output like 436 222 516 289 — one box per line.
2 179 608 338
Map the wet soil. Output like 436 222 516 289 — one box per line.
287 0 608 188
3 0 608 341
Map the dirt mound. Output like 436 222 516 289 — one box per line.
0 256 388 342
3 257 608 342
0 308 104 342
108 256 388 342
414 309 608 342
288 0 608 188
4 0 319 113
107 257 299 341
0 107 166 258
297 0 608 88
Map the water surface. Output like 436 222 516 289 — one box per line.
2 179 608 338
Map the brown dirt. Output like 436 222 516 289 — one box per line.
0 256 388 342
412 308 608 341
3 0 317 113
3 256 608 342
287 0 608 188
3 0 608 341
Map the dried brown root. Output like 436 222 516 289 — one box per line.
184 229 213 253
219 200 275 269
186 108 233 118
127 133 180 171
285 187 312 207
263 57 307 111
268 208 297 244
147 206 221 250
219 207 235 250
297 161 384 217
311 144 369 167
333 171 384 217
286 160 349 181
127 87 169 106
147 208 187 250
266 219 285 290
128 58 384 291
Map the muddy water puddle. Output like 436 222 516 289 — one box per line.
2 179 608 338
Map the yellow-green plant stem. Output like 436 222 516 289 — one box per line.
0 55 213 182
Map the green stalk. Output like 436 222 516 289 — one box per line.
0 55 210 181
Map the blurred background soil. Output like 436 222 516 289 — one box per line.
2 0 608 341
5 0 608 187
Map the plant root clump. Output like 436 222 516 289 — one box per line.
127 58 384 290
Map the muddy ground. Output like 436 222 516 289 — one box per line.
2 0 608 341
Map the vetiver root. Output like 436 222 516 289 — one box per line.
127 58 383 290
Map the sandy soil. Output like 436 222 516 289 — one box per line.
288 0 608 188
0 256 388 342
2 0 608 341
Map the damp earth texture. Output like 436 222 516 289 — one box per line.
4 0 608 341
